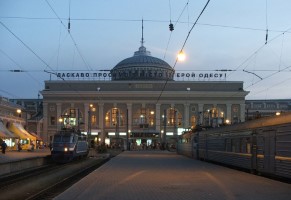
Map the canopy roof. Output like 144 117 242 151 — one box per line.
8 123 36 141
29 131 42 141
0 121 18 138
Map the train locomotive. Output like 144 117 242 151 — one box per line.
51 129 89 163
177 112 291 181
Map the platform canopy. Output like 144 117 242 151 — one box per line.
29 131 42 141
8 123 36 142
0 121 18 139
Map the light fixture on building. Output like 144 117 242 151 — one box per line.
16 109 22 117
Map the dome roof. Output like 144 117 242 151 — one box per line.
111 45 175 81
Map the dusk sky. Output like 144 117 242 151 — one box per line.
1 0 291 100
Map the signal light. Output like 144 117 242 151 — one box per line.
169 23 174 31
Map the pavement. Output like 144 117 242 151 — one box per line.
54 150 291 200
1 150 290 200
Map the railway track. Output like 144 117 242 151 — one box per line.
0 157 109 200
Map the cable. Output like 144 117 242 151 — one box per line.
2 16 291 34
0 21 53 71
227 26 291 79
0 20 85 98
265 0 268 44
178 0 210 62
249 76 291 98
164 0 189 59
157 0 211 104
0 49 43 87
0 89 21 99
45 0 93 72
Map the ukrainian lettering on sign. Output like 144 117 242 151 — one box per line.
56 71 227 81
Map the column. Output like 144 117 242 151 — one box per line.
56 103 62 130
155 103 161 133
42 102 48 143
56 103 62 119
127 103 132 132
127 103 132 150
240 103 246 122
226 103 232 123
98 103 104 142
198 104 204 125
184 103 189 128
84 103 89 133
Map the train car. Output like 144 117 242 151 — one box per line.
51 129 89 163
178 113 291 180
177 130 196 158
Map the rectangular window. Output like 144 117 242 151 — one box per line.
50 116 56 125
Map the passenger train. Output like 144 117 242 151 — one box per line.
177 112 291 181
51 129 89 163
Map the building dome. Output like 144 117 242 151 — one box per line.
110 44 175 81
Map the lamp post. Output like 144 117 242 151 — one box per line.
16 108 28 129
88 104 93 139
163 109 167 149
207 109 211 126
58 117 63 131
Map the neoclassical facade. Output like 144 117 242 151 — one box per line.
41 42 249 146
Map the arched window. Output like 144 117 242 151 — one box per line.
59 108 83 129
167 108 182 127
105 108 124 127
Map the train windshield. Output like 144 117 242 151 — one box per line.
53 135 72 143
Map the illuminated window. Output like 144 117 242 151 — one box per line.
91 115 96 125
190 115 196 127
167 108 182 127
105 108 124 127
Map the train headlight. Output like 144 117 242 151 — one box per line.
64 147 68 152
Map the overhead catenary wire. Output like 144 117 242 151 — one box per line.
0 20 84 98
164 0 189 59
1 1 287 100
68 0 71 33
0 21 54 72
2 16 291 34
227 25 291 79
248 75 291 98
225 24 291 99
45 0 93 72
0 48 43 87
265 0 268 44
157 0 211 104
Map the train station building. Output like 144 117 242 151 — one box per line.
41 39 249 147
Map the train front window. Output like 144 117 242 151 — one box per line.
53 135 62 142
62 136 71 142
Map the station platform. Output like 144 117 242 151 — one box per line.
0 148 51 177
0 148 51 164
55 150 291 200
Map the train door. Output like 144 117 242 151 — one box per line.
251 133 257 172
262 130 276 174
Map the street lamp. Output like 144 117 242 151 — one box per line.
58 117 63 131
16 109 21 117
177 50 186 62
88 104 94 138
